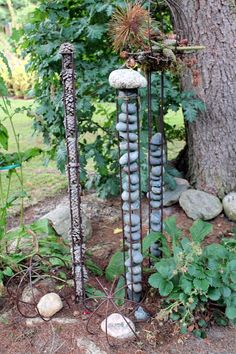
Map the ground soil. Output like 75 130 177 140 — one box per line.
1 192 236 354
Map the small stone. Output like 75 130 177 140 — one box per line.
122 190 139 202
119 113 137 123
124 214 140 226
151 245 161 257
127 289 142 302
119 151 138 165
123 163 139 173
150 157 162 165
122 201 139 211
152 187 162 194
121 103 137 114
150 174 161 181
101 313 136 339
109 69 147 89
128 265 141 275
125 231 141 241
126 272 142 283
77 337 107 354
125 258 132 267
124 173 139 185
150 180 162 188
116 122 138 132
36 293 63 319
124 224 140 233
134 306 150 321
150 147 162 156
123 182 139 192
150 201 161 208
21 285 41 303
150 192 162 201
132 251 143 264
179 189 223 220
151 223 161 232
120 142 138 151
125 242 141 251
223 192 236 222
150 133 162 146
119 132 138 142
152 166 162 176
128 283 142 293
151 211 162 224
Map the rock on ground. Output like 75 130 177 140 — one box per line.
37 293 63 319
223 192 236 222
41 203 92 241
164 178 190 207
77 338 107 354
101 313 136 339
179 189 222 220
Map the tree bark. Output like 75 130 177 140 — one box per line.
174 0 236 198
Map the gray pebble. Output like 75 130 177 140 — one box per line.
122 201 139 211
124 173 139 185
119 151 138 165
151 211 162 224
150 174 161 181
127 289 142 302
151 245 161 257
150 147 162 156
123 182 139 192
132 251 143 264
120 142 138 151
123 163 138 173
128 283 142 293
124 214 140 226
150 192 162 201
116 122 137 132
150 180 162 187
119 113 137 123
150 133 162 146
121 103 137 114
126 272 142 283
150 157 162 165
128 265 141 275
150 201 161 208
152 166 162 176
151 223 162 232
125 258 132 267
134 306 150 321
152 187 162 194
125 231 141 241
119 132 138 142
124 224 140 233
126 242 141 251
122 190 139 202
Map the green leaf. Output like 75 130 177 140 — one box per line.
208 287 221 301
193 278 209 292
85 258 103 276
164 216 182 246
155 258 176 279
105 251 124 282
159 279 174 296
143 231 162 253
221 287 231 298
56 141 67 173
204 244 228 259
85 285 105 299
149 273 163 289
114 276 125 306
3 267 14 277
0 123 9 150
180 276 192 295
190 219 212 244
225 306 236 320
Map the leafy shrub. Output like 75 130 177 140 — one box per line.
147 217 236 335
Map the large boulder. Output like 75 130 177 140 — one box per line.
179 189 222 220
41 203 92 241
223 192 236 222
164 178 190 206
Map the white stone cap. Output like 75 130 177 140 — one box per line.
109 69 147 89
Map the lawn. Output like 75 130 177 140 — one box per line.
0 99 184 213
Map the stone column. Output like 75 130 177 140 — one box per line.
109 69 147 302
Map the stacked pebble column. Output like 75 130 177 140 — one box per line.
148 132 165 257
109 69 147 303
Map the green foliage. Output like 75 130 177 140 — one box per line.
105 251 125 282
18 0 205 198
147 217 236 332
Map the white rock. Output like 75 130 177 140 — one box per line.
223 192 236 222
37 293 63 319
21 285 41 303
109 69 147 89
179 189 222 220
101 313 136 339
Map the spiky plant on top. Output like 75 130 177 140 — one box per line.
109 1 151 52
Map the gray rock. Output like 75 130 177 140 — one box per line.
124 173 139 185
125 258 132 267
150 201 161 208
77 337 107 354
123 163 138 173
122 201 139 211
37 293 63 319
109 69 147 89
164 178 190 206
119 113 137 123
150 245 162 257
127 289 142 302
179 189 223 220
119 151 138 165
128 265 141 275
128 283 142 293
150 146 162 156
150 180 162 188
119 132 138 142
101 313 136 339
134 306 150 321
132 251 143 264
120 142 138 151
151 174 162 181
124 224 140 233
121 103 137 114
126 242 141 251
223 192 236 222
150 133 162 146
150 192 162 201
21 285 41 303
151 211 162 224
116 122 137 132
126 272 142 283
125 231 141 241
124 214 140 226
151 223 161 232
152 166 162 176
41 204 92 241
150 157 162 165
152 187 162 194
123 182 139 192
122 190 139 202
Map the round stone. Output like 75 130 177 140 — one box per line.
150 180 162 187
121 103 137 114
37 293 63 319
119 151 138 165
119 132 138 142
134 306 150 321
125 258 132 267
128 283 142 293
150 133 162 146
151 211 162 224
152 166 162 176
116 122 137 132
120 142 138 151
150 148 162 156
123 163 139 173
122 190 139 202
150 201 161 208
109 69 147 89
151 245 161 257
125 231 141 241
150 174 161 181
124 173 139 185
119 113 137 123
127 289 142 302
124 214 140 226
122 201 139 211
128 265 141 275
132 251 143 264
152 187 162 194
124 224 140 233
150 192 162 201
101 313 136 339
223 192 236 222
123 182 139 192
150 157 162 165
126 272 142 283
125 242 141 251
151 223 161 232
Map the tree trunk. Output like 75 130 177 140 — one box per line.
174 0 236 198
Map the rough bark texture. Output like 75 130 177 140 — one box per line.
175 0 236 198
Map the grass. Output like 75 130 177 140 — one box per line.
0 98 185 215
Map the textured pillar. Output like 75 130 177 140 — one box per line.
60 43 87 303
109 69 147 302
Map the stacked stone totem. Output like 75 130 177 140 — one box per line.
109 69 147 302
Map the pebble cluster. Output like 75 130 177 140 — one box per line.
116 91 143 302
148 133 165 257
